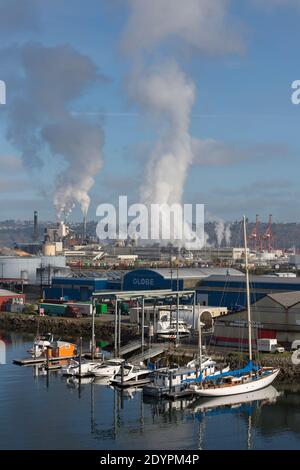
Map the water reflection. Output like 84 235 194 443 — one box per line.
1 333 300 450
188 386 282 449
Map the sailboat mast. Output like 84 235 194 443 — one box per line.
243 215 252 361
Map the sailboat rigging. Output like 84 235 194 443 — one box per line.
190 216 280 397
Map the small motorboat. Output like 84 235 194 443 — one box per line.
110 363 152 388
156 319 191 340
61 359 100 377
28 333 54 358
92 358 124 378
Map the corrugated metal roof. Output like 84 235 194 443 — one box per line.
201 274 300 284
149 267 243 279
267 291 300 308
0 289 22 296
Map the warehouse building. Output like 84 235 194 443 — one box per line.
123 267 242 291
44 274 122 301
0 289 25 312
212 290 300 347
45 267 242 302
196 274 300 310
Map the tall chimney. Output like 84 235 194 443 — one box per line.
33 211 38 241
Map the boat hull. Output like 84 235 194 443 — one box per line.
192 368 280 397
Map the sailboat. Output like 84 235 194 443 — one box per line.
190 216 280 397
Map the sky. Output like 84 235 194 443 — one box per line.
0 0 300 223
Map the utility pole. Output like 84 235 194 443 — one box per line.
141 296 145 354
114 298 118 358
91 298 96 360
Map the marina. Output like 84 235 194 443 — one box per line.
1 332 300 450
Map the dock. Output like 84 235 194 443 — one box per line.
13 355 78 366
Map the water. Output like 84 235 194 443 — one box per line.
0 332 300 450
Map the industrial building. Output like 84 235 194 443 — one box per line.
44 267 242 301
196 274 300 309
122 267 242 291
44 273 122 301
0 255 69 285
0 289 25 311
212 290 300 347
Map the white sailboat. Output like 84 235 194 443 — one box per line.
191 216 280 397
191 385 281 412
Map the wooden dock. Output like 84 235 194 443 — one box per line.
13 355 78 366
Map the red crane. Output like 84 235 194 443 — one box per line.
262 214 274 252
249 214 261 252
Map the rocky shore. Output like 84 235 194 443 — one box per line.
0 312 138 342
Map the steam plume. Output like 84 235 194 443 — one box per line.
7 43 104 218
122 0 243 247
215 219 225 247
224 223 231 246
128 62 195 206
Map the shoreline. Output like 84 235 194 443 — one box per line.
0 312 137 342
1 312 300 381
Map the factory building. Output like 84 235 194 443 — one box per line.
0 255 69 285
122 267 242 291
212 291 300 347
196 274 300 310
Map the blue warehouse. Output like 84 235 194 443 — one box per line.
196 274 300 310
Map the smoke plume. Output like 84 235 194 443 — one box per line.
6 43 104 218
122 0 243 247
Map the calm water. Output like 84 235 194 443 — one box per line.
0 332 300 450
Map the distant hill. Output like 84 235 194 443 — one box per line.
1 219 300 250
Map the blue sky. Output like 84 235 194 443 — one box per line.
1 0 300 222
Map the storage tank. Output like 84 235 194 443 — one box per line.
42 242 56 256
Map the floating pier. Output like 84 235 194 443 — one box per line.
13 355 78 366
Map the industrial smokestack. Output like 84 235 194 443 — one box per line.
33 211 38 242
82 216 87 244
